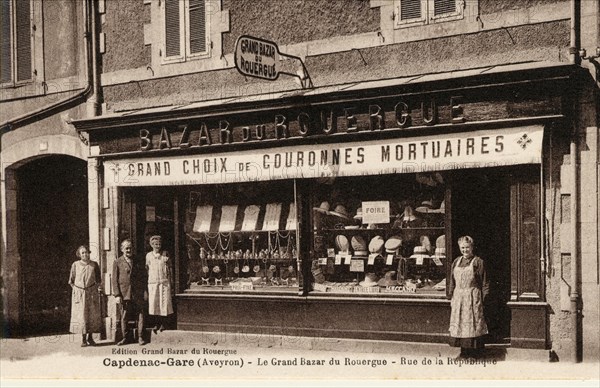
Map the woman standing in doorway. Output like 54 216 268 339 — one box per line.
69 245 102 347
146 235 174 333
448 236 489 359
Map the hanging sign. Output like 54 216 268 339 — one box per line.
234 35 281 81
362 201 390 224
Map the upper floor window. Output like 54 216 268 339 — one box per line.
163 0 210 63
395 0 464 29
1 0 33 85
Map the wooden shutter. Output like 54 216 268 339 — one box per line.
165 0 181 58
15 0 31 81
188 0 206 54
400 0 421 20
1 0 12 83
433 0 456 16
510 168 542 301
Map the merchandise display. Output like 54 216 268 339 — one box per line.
185 182 299 292
311 173 447 295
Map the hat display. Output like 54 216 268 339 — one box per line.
428 200 445 214
420 235 433 254
328 204 351 220
335 235 350 252
313 201 331 215
401 205 419 222
377 270 399 287
351 235 368 256
410 246 431 262
433 247 446 259
436 234 445 248
353 208 363 220
384 236 403 254
415 200 434 213
368 236 385 254
433 278 446 291
359 272 379 287
150 235 162 243
434 235 446 259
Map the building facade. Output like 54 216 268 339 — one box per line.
2 0 599 363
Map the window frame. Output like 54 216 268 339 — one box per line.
394 0 464 30
162 0 211 65
1 0 34 88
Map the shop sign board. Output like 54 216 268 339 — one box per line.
104 125 543 187
361 201 390 224
234 35 281 81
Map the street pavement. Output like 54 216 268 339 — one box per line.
1 330 599 387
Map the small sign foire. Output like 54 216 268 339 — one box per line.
234 35 280 80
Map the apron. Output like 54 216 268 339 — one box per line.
147 253 174 316
449 257 488 338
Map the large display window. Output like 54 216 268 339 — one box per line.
184 181 299 292
310 173 448 296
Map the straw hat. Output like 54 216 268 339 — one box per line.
351 235 368 256
377 270 399 287
410 246 430 260
428 200 445 214
359 273 379 287
328 204 351 220
415 200 434 213
313 201 331 214
433 247 446 259
353 208 363 220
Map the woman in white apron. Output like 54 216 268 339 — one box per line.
146 235 174 333
448 236 489 359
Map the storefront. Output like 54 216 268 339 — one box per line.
74 62 574 349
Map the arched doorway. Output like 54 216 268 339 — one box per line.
16 155 89 335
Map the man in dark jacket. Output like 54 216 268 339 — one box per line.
112 239 147 345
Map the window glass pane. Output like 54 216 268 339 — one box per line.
184 181 299 292
433 0 456 16
188 0 206 54
15 0 31 81
311 174 447 296
400 0 421 20
1 0 12 83
165 0 181 57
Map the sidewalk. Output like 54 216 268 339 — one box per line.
1 330 599 386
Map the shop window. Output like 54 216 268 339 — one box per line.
394 0 464 29
162 0 210 63
311 173 448 296
184 181 299 292
1 0 32 86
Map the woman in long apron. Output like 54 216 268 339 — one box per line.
146 235 174 333
448 236 489 359
69 245 102 347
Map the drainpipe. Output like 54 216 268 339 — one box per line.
0 0 95 134
87 0 100 118
569 0 583 363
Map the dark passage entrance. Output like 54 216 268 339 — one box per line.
450 167 512 343
17 155 88 335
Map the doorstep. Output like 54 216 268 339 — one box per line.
148 330 551 362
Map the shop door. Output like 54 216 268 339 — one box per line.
119 188 177 330
450 169 511 343
17 155 89 335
